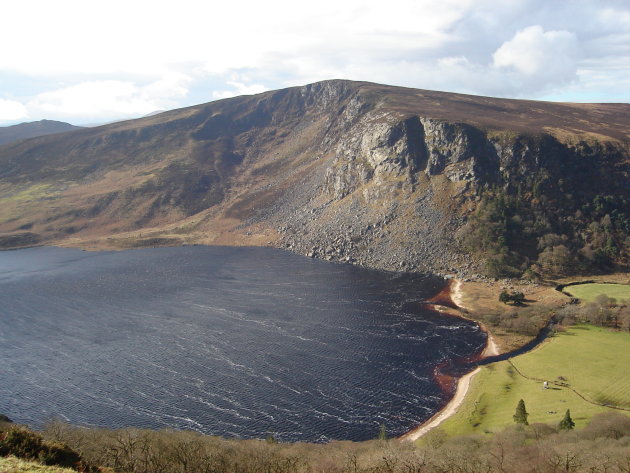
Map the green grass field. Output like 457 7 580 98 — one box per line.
435 325 630 437
564 283 630 302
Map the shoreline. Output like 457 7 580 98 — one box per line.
400 279 493 441
399 367 480 441
451 279 499 357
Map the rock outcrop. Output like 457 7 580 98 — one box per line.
0 80 628 276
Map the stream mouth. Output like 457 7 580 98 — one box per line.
0 246 486 442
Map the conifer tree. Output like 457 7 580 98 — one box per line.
513 399 529 425
559 409 575 430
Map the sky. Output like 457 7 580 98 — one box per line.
0 0 628 126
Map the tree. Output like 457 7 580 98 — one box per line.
499 290 525 306
559 409 575 430
513 399 529 425
378 424 387 441
511 292 525 306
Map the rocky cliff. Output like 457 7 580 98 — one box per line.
0 80 628 276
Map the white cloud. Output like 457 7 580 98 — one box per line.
212 81 268 100
489 25 580 94
0 0 472 77
26 74 191 121
0 0 628 124
0 99 28 121
437 56 472 68
493 25 579 75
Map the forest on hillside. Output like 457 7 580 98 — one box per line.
461 189 630 278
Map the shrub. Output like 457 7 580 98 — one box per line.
0 427 43 459
484 312 501 326
581 412 630 440
0 426 83 471
38 441 81 468
499 290 525 306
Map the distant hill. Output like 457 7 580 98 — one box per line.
0 80 628 277
0 119 81 146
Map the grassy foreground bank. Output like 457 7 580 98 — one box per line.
0 456 76 473
435 325 630 437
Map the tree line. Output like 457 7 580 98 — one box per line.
3 412 630 473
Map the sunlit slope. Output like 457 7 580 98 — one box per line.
437 326 630 436
0 80 628 274
564 283 630 302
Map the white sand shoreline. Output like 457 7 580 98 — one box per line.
400 367 480 441
400 279 496 441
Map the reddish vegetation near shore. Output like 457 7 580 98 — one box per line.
401 280 495 441
427 281 460 309
402 276 565 440
433 362 458 395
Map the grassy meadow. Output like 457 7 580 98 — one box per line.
435 325 630 437
564 283 630 302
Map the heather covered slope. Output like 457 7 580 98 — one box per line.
0 120 81 146
0 80 628 276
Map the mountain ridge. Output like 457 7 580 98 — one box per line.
0 119 82 146
0 80 628 277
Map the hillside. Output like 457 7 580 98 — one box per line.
0 120 81 146
4 413 630 473
0 80 629 276
438 325 630 436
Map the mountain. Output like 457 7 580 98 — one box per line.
0 119 81 146
0 80 628 277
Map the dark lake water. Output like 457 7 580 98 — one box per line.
0 246 486 442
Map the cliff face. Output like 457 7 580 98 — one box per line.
0 80 628 276
267 87 630 275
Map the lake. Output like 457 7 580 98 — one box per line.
0 246 486 442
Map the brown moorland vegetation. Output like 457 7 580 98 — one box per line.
0 80 628 277
3 413 630 473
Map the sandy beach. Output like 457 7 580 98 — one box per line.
450 279 467 309
400 279 495 441
400 367 480 441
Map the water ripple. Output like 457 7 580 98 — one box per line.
0 246 485 442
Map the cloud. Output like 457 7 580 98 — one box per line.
0 0 472 77
493 25 579 81
0 99 28 121
0 0 628 125
212 81 268 100
26 74 191 122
